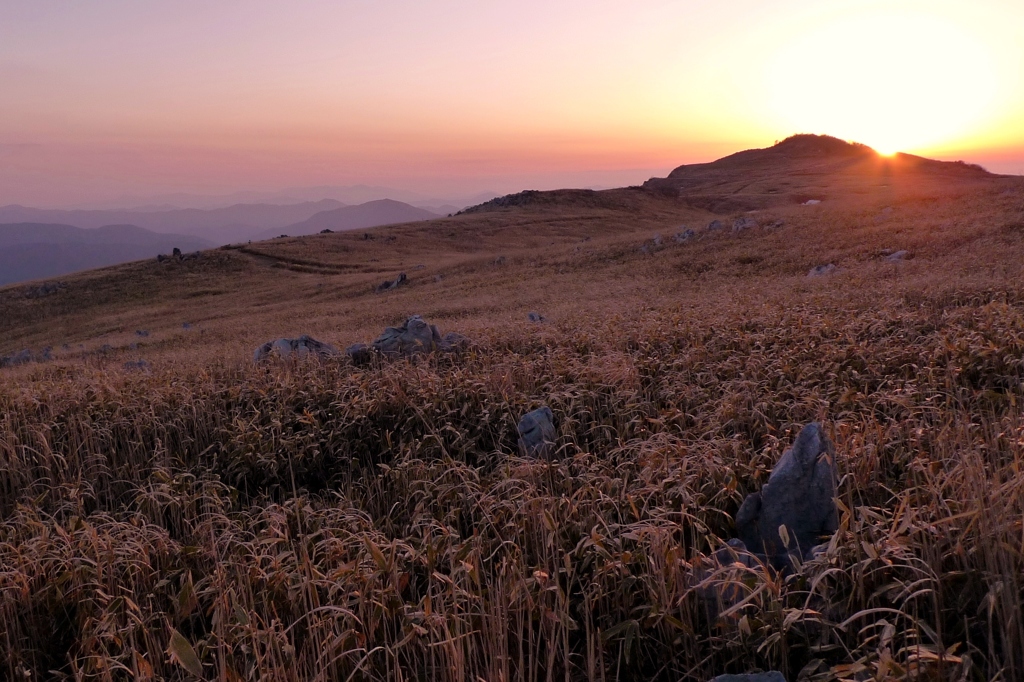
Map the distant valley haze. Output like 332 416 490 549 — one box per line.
0 197 445 285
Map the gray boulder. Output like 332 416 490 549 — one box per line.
346 343 374 367
372 315 442 358
707 220 724 231
439 331 472 353
517 406 556 459
709 673 786 682
253 335 339 362
807 264 837 277
732 217 758 232
376 272 408 293
735 423 838 569
528 311 545 323
674 229 696 242
347 316 472 366
885 250 911 262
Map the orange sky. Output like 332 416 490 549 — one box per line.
1 0 1022 207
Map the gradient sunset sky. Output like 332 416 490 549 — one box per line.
2 0 1022 207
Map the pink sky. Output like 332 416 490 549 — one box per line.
2 0 1023 207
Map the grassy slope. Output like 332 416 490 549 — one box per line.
3 149 1024 680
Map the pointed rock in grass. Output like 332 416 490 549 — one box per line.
735 423 838 570
253 335 339 362
518 406 556 459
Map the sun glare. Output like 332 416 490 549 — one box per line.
765 10 999 156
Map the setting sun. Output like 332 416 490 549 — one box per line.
763 9 1000 156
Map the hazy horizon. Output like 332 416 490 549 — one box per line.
2 0 1023 209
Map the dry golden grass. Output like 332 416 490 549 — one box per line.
2 159 1024 680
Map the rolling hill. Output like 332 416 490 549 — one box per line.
258 198 440 239
3 136 1024 680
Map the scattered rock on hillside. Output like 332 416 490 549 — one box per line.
885 250 911 262
24 281 67 298
764 219 785 229
803 199 821 205
732 217 758 232
413 264 426 270
253 335 339 362
675 228 695 242
493 256 507 266
528 311 545 323
0 349 33 368
518 406 556 459
652 233 663 247
347 315 472 366
735 423 838 570
807 264 837 277
707 220 724 231
708 673 786 682
376 272 408 293
136 330 149 337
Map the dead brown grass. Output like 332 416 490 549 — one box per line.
2 169 1024 680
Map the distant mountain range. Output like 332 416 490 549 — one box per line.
0 223 212 286
0 198 445 286
257 199 439 239
0 200 347 245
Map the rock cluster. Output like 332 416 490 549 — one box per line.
253 335 340 362
23 281 67 299
0 347 52 368
346 315 472 366
674 228 695 242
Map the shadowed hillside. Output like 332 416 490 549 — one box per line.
3 137 1024 681
0 223 212 286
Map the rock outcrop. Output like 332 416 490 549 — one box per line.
253 335 339 362
517 406 556 459
734 423 838 570
347 315 472 366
